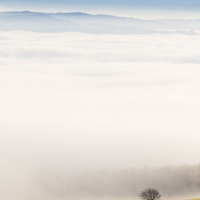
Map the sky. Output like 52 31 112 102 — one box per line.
1 0 200 19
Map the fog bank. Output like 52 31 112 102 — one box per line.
0 31 200 199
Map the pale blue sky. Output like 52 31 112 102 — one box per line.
1 0 200 9
1 0 200 18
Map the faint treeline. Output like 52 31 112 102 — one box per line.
37 164 200 198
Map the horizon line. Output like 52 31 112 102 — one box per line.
1 10 200 21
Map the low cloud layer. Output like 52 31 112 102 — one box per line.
0 31 200 199
1 31 200 167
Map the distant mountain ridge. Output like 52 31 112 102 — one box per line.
0 11 127 17
0 11 200 34
0 11 131 20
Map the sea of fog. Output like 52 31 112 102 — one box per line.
0 31 200 199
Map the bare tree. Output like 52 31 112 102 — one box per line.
139 188 161 200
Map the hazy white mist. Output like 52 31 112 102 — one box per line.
0 30 200 199
1 31 200 167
